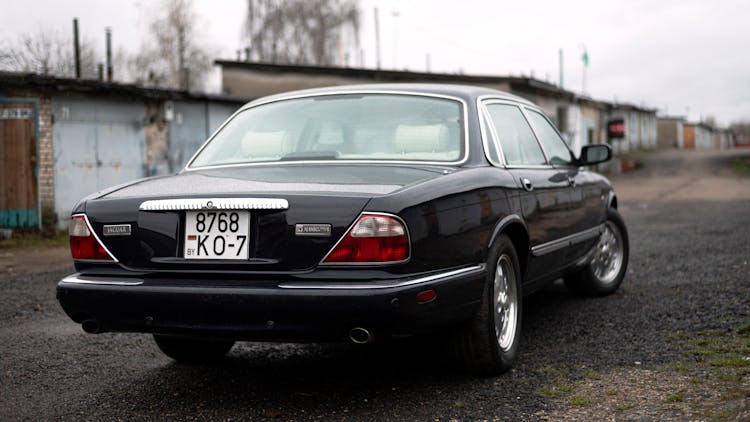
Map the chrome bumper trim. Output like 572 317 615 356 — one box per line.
60 274 144 286
277 265 485 290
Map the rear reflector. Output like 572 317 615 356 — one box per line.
416 289 437 304
322 214 409 264
69 215 114 261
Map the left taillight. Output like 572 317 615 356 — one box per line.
322 213 410 264
69 215 114 261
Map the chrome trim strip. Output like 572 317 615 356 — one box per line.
139 198 289 211
183 90 470 171
71 213 119 262
531 225 604 257
318 211 412 266
60 274 143 286
278 265 485 290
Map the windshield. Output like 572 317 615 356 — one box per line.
188 94 465 168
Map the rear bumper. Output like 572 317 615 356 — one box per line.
56 265 486 342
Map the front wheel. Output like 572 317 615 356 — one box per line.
153 334 235 363
454 234 522 375
564 208 629 296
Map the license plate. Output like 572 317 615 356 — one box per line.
183 211 250 260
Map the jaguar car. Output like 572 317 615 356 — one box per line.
57 84 629 374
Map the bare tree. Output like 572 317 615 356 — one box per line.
244 0 360 66
0 29 99 78
131 0 211 90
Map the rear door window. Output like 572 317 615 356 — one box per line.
485 103 547 166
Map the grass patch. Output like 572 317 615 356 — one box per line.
606 389 618 396
667 362 695 372
667 330 690 341
737 321 750 336
569 396 590 406
535 366 568 378
708 355 750 368
614 403 634 412
732 157 750 177
665 391 685 403
535 382 573 398
582 370 601 380
0 233 67 249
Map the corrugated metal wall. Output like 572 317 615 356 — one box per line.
52 97 146 228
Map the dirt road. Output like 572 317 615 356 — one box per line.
1 149 748 421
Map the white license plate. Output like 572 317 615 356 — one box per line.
183 211 250 260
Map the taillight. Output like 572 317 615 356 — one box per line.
322 213 409 264
69 215 114 261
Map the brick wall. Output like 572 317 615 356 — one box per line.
36 95 55 229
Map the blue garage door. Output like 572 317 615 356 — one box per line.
52 97 145 229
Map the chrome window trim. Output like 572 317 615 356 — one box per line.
278 264 484 290
71 213 119 262
318 211 412 266
531 224 604 257
183 90 471 171
139 197 289 211
60 274 143 286
477 97 505 167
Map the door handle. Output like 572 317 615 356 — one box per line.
521 178 533 192
567 176 576 187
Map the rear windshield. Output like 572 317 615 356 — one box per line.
188 94 465 168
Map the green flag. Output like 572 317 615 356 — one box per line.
581 50 589 67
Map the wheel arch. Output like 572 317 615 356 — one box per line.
487 214 529 280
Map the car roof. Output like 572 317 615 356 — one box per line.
242 83 535 109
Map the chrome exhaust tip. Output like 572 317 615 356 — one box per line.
349 327 373 344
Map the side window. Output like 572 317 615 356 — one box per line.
526 109 574 166
485 103 546 166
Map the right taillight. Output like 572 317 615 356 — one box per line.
322 213 409 264
69 215 114 261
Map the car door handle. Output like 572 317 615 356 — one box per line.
567 176 576 187
521 178 533 192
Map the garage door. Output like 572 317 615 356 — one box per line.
0 99 39 228
53 97 145 229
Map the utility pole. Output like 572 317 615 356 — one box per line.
105 27 112 82
426 53 431 72
392 8 400 69
73 18 81 78
374 7 381 69
558 48 564 89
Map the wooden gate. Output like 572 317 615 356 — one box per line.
0 99 39 228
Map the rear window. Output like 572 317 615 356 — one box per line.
189 94 465 168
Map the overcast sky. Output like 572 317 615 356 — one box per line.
2 0 748 125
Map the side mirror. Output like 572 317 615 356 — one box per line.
578 144 612 166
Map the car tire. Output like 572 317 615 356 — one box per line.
453 234 522 375
153 334 235 363
564 208 629 296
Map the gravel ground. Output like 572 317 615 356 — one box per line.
1 149 748 421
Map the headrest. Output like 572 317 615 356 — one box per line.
393 124 447 154
239 131 286 159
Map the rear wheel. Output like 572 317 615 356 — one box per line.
454 234 522 375
565 208 629 296
153 334 234 363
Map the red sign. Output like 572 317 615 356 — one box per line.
608 119 625 138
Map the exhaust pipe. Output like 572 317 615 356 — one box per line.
81 319 102 334
349 327 373 344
